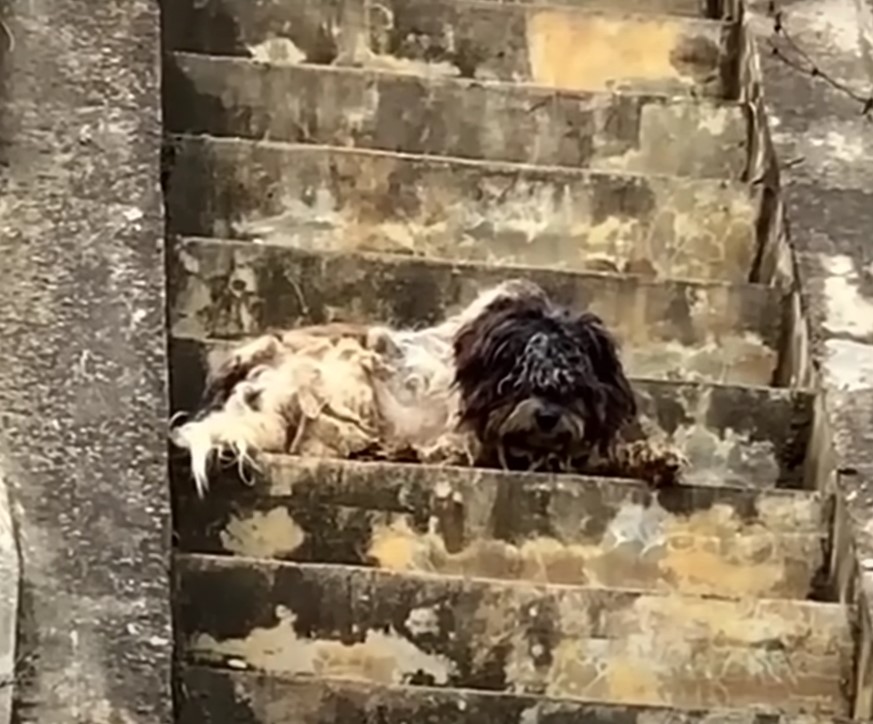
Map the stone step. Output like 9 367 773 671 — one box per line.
162 0 739 98
169 236 786 386
164 53 749 180
175 555 852 715
177 667 850 724
173 454 827 600
171 336 812 489
165 135 764 282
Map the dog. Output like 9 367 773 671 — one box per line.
452 280 684 482
170 280 686 496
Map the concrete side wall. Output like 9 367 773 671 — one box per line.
749 0 873 715
0 0 172 722
0 474 18 724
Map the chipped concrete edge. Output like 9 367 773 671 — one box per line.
0 468 19 724
746 0 873 716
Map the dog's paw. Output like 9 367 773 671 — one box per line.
619 439 688 488
416 432 478 468
644 445 689 488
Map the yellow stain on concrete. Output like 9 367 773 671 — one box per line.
191 606 456 684
368 518 435 571
220 508 306 559
622 595 842 652
601 657 664 704
363 503 815 599
526 11 687 92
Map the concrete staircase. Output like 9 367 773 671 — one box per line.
161 0 858 720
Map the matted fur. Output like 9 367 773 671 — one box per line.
170 280 686 497
171 282 531 496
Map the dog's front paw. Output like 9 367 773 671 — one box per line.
643 443 689 488
619 439 688 488
415 432 479 468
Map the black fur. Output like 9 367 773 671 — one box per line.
453 285 637 463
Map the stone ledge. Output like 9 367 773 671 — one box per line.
175 554 853 714
167 236 788 387
162 0 737 97
164 52 751 179
171 454 829 600
176 666 854 724
0 0 172 720
164 134 764 283
0 472 18 724
749 0 873 716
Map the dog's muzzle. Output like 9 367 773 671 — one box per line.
496 397 585 449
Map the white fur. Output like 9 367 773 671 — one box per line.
171 281 531 497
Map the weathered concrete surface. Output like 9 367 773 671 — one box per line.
164 54 750 179
747 0 873 717
815 390 873 717
175 555 852 714
0 475 18 723
171 335 814 487
162 0 737 97
166 135 763 281
749 0 873 392
172 454 827 600
168 237 786 386
177 667 852 724
0 1 172 722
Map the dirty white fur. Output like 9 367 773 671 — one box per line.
171 281 533 497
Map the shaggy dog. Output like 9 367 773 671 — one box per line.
452 281 684 481
170 280 686 497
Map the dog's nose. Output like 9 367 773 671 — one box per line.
535 408 560 431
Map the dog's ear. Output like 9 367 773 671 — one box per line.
453 295 517 384
453 293 551 433
452 298 512 427
453 292 550 369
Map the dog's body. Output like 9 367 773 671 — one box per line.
171 280 685 496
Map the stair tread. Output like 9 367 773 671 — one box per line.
175 554 852 715
173 453 826 600
166 134 763 282
168 236 786 387
165 53 749 179
178 667 852 724
171 334 812 490
163 0 736 97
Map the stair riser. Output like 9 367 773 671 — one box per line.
168 237 786 387
173 456 826 599
165 53 750 179
166 136 763 282
176 556 852 714
178 668 847 724
163 0 737 97
171 336 812 489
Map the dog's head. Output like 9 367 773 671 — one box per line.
453 282 637 468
